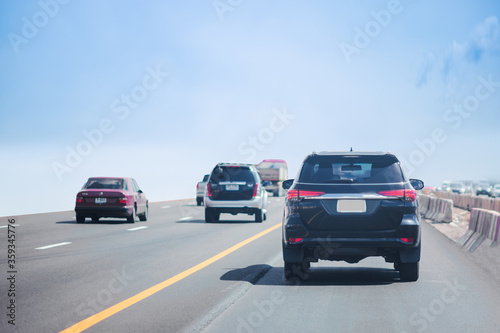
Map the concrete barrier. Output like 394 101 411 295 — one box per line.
418 194 453 223
461 208 500 251
431 191 500 214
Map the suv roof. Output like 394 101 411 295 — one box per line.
216 162 254 167
312 151 395 157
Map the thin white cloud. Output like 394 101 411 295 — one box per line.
415 16 499 90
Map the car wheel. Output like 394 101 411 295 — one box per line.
263 213 267 221
127 207 136 223
139 205 148 221
398 262 419 282
196 198 202 206
284 261 309 280
76 215 85 223
91 217 99 222
255 209 263 223
205 208 219 223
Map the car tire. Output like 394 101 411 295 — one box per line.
263 213 267 221
205 208 219 223
398 262 419 282
91 217 99 222
196 198 202 206
76 215 85 223
139 205 148 221
127 208 136 223
255 209 263 223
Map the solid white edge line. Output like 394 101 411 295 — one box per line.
127 226 148 231
179 216 193 221
36 242 72 250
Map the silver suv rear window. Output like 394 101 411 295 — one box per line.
210 166 255 184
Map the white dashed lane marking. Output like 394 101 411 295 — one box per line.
127 226 148 231
36 242 72 250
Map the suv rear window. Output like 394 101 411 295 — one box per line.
210 166 255 184
299 155 404 184
84 178 125 190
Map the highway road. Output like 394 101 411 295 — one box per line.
1 197 500 332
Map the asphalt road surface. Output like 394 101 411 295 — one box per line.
1 197 500 333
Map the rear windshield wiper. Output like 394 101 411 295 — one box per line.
322 178 354 183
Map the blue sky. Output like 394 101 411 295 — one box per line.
1 0 500 216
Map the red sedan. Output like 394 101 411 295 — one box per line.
75 177 148 223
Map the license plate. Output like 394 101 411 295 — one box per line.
95 197 107 204
337 200 366 213
226 184 239 191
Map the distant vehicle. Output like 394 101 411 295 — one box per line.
75 177 148 223
196 174 209 206
421 186 436 194
476 182 491 196
282 151 424 282
255 159 288 197
437 181 451 192
204 163 268 222
491 184 500 198
449 182 465 194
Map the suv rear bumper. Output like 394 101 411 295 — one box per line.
283 213 420 264
205 197 266 210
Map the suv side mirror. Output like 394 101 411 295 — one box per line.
282 179 294 190
138 189 143 194
409 179 424 190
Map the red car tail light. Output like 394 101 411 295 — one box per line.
378 189 416 202
118 197 128 204
287 190 325 200
76 197 84 203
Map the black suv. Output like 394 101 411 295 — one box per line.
282 152 424 282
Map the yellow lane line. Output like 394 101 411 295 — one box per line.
60 222 282 333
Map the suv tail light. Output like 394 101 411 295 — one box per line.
378 189 416 202
287 190 325 200
289 237 304 244
253 183 259 197
207 184 212 197
400 238 414 244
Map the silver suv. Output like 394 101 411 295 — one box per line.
205 163 268 222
